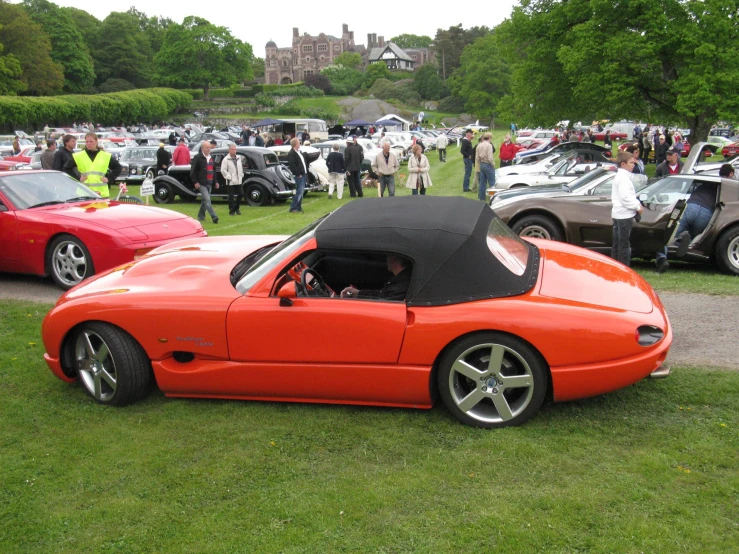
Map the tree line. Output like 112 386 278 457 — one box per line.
0 0 255 99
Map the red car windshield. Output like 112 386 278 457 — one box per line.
0 172 98 209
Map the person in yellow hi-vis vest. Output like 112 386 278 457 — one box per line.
65 132 122 198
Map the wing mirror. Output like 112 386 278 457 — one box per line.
277 281 297 299
638 193 648 203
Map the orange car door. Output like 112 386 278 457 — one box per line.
226 295 407 364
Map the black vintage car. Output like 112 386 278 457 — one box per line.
152 147 298 206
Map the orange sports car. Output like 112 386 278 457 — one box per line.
42 197 672 428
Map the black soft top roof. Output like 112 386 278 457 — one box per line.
315 197 539 306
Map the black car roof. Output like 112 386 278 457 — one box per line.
315 197 539 306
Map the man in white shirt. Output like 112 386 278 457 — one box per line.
611 152 643 266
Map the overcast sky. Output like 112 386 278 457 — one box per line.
18 0 520 58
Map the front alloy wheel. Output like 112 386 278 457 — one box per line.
71 322 153 406
47 234 94 290
438 333 547 428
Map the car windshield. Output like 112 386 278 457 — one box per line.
547 159 569 175
565 170 612 192
640 176 702 204
486 217 531 276
235 215 329 293
0 172 98 209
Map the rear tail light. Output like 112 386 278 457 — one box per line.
635 325 664 346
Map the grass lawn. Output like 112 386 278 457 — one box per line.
1 299 737 552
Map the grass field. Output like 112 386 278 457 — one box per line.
1 297 737 552
1 130 737 552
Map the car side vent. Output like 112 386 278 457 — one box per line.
173 351 195 363
635 326 664 347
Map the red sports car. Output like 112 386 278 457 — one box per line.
0 170 207 289
593 130 628 141
722 142 739 159
42 197 672 428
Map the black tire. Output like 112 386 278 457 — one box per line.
244 183 270 207
715 225 739 276
437 332 548 429
69 322 153 406
47 234 94 290
154 182 174 204
512 215 564 241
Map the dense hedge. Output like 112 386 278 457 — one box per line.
181 88 204 100
274 101 339 121
0 88 192 128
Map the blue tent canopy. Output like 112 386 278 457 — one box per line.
375 119 401 126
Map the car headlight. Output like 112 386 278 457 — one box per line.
130 168 137 174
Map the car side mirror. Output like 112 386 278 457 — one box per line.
0 204 7 212
277 281 297 300
638 193 648 203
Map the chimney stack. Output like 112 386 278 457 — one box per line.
379 36 385 47
293 27 299 38
343 23 349 34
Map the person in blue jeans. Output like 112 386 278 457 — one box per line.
655 163 729 271
475 132 496 201
460 129 474 192
287 137 308 213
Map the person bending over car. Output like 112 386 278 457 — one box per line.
340 255 411 301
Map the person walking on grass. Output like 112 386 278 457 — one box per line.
460 129 474 192
406 144 432 195
190 140 220 224
372 142 400 197
326 143 346 200
475 132 496 201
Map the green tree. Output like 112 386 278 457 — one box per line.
412 63 448 100
251 57 265 79
0 1 63 95
61 6 100 51
390 34 433 49
320 64 364 95
154 16 253 100
363 62 391 88
333 51 362 69
125 8 172 54
0 34 24 95
500 0 739 141
433 24 492 80
22 0 95 92
448 34 511 122
94 12 153 88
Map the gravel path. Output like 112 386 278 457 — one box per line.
1 273 735 369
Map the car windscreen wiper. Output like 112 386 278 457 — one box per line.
64 196 99 203
29 200 64 208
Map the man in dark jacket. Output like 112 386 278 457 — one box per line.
460 129 474 192
655 146 683 177
190 141 219 224
340 255 411 301
287 137 308 213
654 135 669 165
326 143 346 199
52 134 77 177
156 143 172 174
343 136 364 198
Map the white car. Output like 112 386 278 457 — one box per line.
493 158 594 190
515 130 559 144
496 153 565 179
268 145 329 187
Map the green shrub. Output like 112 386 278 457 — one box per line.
181 88 204 100
254 93 276 109
250 83 323 98
97 79 135 93
233 88 254 98
438 95 466 113
0 88 192 129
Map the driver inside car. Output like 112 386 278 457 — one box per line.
340 255 411 301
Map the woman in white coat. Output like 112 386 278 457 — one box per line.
406 144 432 195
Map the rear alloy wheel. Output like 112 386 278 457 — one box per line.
716 226 739 276
47 234 94 290
512 215 564 241
71 322 153 406
245 183 270 207
438 333 547 428
154 182 173 204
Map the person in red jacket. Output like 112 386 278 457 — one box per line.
499 134 518 167
172 137 191 166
